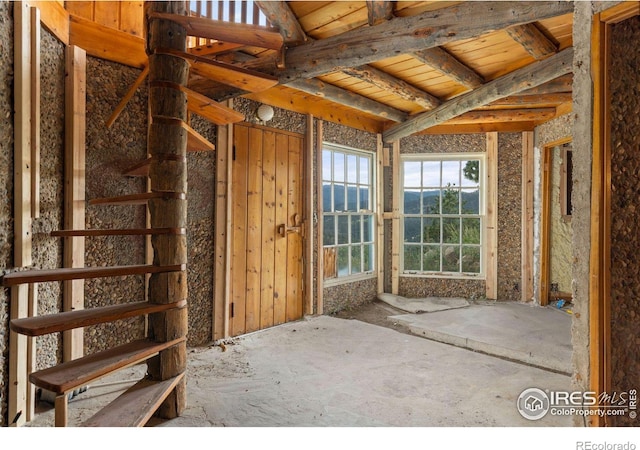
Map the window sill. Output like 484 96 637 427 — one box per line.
323 272 376 288
400 273 485 281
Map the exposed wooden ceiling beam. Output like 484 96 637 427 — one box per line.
287 78 408 123
506 23 558 60
418 122 536 135
412 47 484 90
520 73 572 95
486 92 573 107
445 107 557 124
255 0 308 45
279 1 574 82
342 65 441 110
257 0 438 115
148 12 284 50
383 47 573 142
366 1 395 26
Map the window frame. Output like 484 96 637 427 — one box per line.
321 142 376 286
400 152 486 279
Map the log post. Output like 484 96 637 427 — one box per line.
144 0 189 419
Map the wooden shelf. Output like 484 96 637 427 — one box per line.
82 372 185 427
11 300 187 337
89 192 186 206
30 338 185 394
1 264 185 287
51 228 186 237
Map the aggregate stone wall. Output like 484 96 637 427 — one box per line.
0 0 13 427
86 59 219 348
396 133 486 300
609 15 640 426
185 114 216 345
322 121 378 313
85 58 148 354
497 133 522 301
33 30 65 370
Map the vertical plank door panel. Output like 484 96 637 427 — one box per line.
244 127 263 333
286 136 303 322
260 130 276 329
273 132 289 325
231 125 249 336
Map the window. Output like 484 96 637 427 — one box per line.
402 155 484 276
322 144 375 280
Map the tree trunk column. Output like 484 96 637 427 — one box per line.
144 0 189 419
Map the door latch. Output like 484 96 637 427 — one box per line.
278 214 302 238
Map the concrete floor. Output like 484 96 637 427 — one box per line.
27 307 573 427
389 301 572 374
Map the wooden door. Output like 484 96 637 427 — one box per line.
230 123 304 336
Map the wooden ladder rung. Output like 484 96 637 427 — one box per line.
51 228 186 237
81 372 185 427
11 300 187 337
30 338 185 395
89 192 186 206
1 264 185 287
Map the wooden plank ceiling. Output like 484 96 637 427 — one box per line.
184 1 574 138
67 1 573 138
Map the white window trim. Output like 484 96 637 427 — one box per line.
400 152 486 279
321 142 377 284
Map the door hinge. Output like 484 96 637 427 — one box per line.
230 302 235 318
